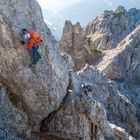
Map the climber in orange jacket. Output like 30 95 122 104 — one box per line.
21 28 42 64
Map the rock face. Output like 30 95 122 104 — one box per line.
97 24 140 82
60 6 140 70
97 25 140 137
0 1 139 140
0 0 69 138
78 65 139 138
0 83 30 140
60 21 88 70
60 5 140 140
60 20 103 70
40 71 114 140
85 6 139 50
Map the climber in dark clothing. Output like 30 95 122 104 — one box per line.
21 28 42 64
81 83 93 95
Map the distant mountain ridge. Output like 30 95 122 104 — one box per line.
42 0 140 40
43 0 111 39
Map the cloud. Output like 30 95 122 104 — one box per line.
37 0 83 12
44 19 52 26
104 0 115 8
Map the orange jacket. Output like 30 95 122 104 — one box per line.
25 30 42 49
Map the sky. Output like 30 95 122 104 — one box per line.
37 0 140 39
37 0 138 13
37 0 83 13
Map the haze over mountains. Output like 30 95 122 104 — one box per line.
38 0 140 39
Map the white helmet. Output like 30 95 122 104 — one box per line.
24 33 31 40
81 84 85 88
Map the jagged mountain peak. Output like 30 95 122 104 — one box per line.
115 5 127 12
60 6 140 139
85 6 138 48
61 6 140 70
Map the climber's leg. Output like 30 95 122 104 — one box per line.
32 47 38 64
28 46 42 65
36 46 42 59
28 48 35 64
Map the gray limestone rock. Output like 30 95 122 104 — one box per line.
60 6 140 70
0 1 139 140
78 65 139 138
0 0 69 137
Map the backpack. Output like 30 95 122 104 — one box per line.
32 32 42 44
85 83 93 92
25 30 42 48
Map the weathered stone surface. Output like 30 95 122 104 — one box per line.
97 24 140 82
0 0 69 136
77 65 139 138
40 71 115 140
0 83 30 140
0 1 139 140
85 6 140 51
40 69 137 140
110 124 135 140
96 25 140 138
60 21 88 70
60 20 104 70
